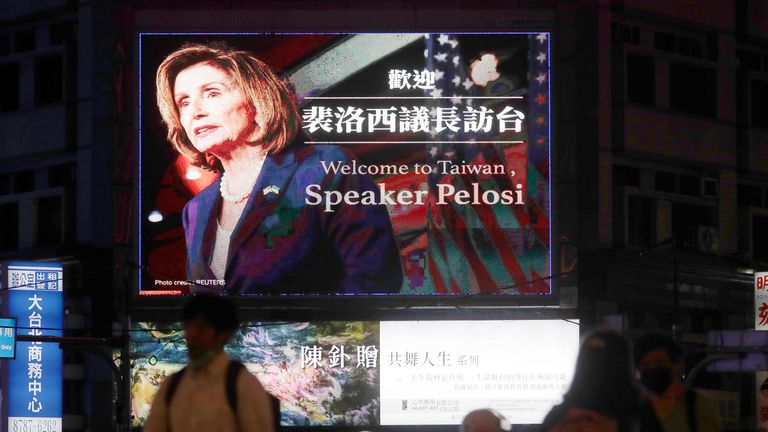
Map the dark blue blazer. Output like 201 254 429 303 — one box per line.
181 142 404 295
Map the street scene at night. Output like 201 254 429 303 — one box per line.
0 1 765 431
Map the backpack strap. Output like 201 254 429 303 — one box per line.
685 389 698 432
165 367 187 432
164 362 243 429
226 360 245 416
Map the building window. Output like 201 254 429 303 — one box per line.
13 170 34 193
754 215 768 263
654 30 713 60
0 62 19 112
614 165 640 187
673 203 716 250
655 171 676 193
739 185 764 207
654 31 676 52
626 54 655 106
35 54 63 105
612 23 640 44
752 79 768 129
677 36 703 59
705 33 718 62
627 195 654 247
0 34 10 56
13 29 35 53
738 50 762 72
0 202 19 251
0 175 9 196
49 22 76 45
48 164 76 188
670 62 716 117
37 196 62 247
678 175 700 197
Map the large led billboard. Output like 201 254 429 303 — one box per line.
130 319 578 427
139 32 552 296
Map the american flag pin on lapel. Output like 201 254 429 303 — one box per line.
262 185 280 196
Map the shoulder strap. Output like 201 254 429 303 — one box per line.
227 360 245 416
165 367 187 432
166 367 187 406
685 389 698 432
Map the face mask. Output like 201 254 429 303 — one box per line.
188 349 217 370
641 367 673 394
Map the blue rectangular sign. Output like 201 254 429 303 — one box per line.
0 318 17 359
0 318 16 359
3 262 63 432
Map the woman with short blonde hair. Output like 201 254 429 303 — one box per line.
154 41 403 295
155 42 300 172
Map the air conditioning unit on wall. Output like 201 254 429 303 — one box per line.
696 225 720 253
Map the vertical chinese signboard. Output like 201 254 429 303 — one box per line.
757 272 768 330
1 262 63 432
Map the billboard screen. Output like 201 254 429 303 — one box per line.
130 319 578 427
139 32 552 296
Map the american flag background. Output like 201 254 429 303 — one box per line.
139 32 551 295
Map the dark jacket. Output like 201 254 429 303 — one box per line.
541 398 662 432
182 142 403 294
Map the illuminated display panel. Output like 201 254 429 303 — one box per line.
138 32 552 296
130 319 578 427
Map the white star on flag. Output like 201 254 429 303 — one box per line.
535 72 547 84
434 52 448 62
536 52 547 64
536 33 548 43
430 88 443 98
452 56 460 66
449 39 459 49
450 94 462 105
434 69 444 80
424 49 429 58
462 78 474 90
452 76 461 86
438 34 450 45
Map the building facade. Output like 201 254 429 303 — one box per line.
0 0 766 430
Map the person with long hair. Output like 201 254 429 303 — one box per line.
635 333 720 432
155 42 403 294
541 330 661 432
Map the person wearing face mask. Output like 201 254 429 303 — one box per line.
143 294 276 432
634 333 721 432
